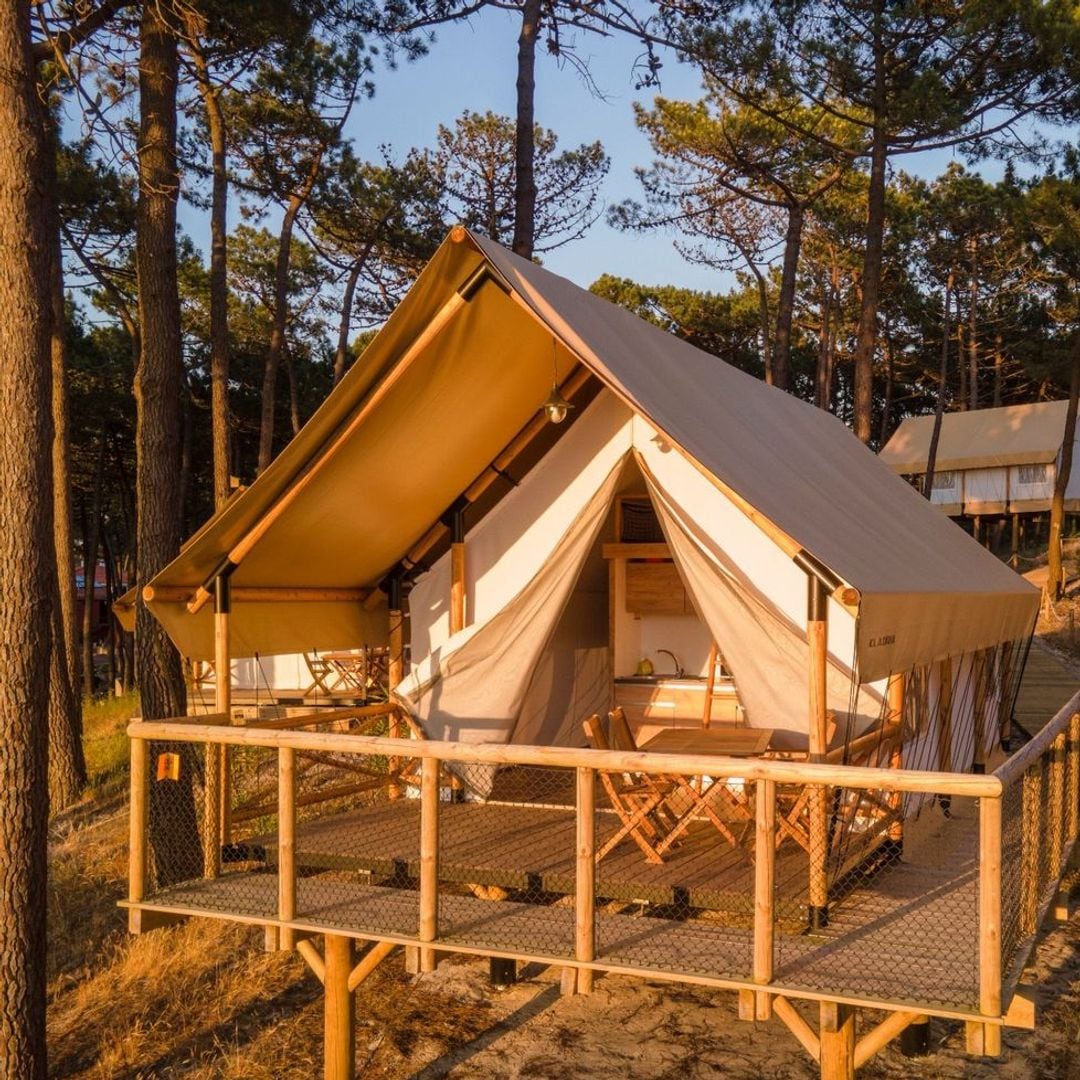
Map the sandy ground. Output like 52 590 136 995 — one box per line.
385 903 1080 1080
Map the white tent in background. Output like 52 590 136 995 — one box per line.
142 227 1039 786
880 400 1080 517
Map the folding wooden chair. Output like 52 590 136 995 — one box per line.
608 708 748 859
303 651 338 697
584 714 675 865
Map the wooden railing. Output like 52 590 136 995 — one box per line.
127 692 1080 1034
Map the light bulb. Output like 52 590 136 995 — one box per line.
542 383 572 424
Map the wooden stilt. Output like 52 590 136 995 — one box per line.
754 778 775 1019
324 934 355 1080
1011 513 1020 569
575 766 596 995
419 757 439 972
806 575 829 927
819 1001 855 1080
278 746 296 951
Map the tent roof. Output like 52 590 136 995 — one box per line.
880 400 1069 474
145 228 1036 663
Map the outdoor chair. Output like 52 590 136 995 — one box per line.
608 707 749 859
583 714 675 865
303 651 338 698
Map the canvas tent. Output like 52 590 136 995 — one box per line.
880 401 1080 516
143 227 1038 769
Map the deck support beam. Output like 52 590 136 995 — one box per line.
819 1001 855 1080
325 933 355 1080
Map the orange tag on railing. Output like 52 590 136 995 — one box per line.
156 752 181 781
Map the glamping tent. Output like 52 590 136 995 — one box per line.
880 400 1080 517
143 227 1038 785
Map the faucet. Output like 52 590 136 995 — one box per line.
657 649 685 679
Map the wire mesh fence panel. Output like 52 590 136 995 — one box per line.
1000 776 1024 986
592 766 755 981
436 762 578 959
773 781 981 1011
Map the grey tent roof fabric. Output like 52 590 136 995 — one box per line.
879 400 1068 474
145 228 1037 666
470 234 1037 610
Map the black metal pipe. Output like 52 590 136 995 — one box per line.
213 566 234 614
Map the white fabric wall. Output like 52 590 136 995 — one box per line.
963 468 1007 514
229 652 310 691
1011 463 1055 510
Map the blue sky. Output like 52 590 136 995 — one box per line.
326 11 719 291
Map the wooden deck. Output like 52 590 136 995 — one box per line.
143 788 984 1014
1014 640 1080 739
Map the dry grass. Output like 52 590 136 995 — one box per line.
46 694 495 1078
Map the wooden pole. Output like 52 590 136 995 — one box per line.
819 1001 855 1079
128 735 148 920
807 575 830 928
387 573 405 799
978 794 1003 1057
1021 765 1042 936
324 933 355 1080
419 756 439 972
1011 513 1020 569
754 778 775 1020
575 766 596 995
449 501 466 636
203 572 230 878
278 746 296 951
214 571 232 847
887 673 905 853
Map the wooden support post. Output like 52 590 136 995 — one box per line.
754 778 775 1020
1022 766 1042 936
387 572 405 799
348 940 397 992
128 736 148 931
978 794 1003 1058
886 673 905 852
214 571 233 846
419 757 439 972
854 1011 925 1069
973 650 988 773
806 575 829 928
937 657 954 816
448 501 466 636
773 995 820 1062
575 766 596 995
819 1001 855 1079
278 746 296 951
1011 513 1020 569
324 934 355 1080
203 572 231 878
1069 713 1080 842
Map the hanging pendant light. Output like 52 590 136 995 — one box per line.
543 340 573 424
543 382 572 424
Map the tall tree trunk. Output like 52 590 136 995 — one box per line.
957 322 967 409
257 167 318 473
771 202 804 393
878 323 894 446
968 236 979 411
81 434 105 699
1048 347 1080 601
852 11 887 444
993 332 1004 408
135 2 199 884
512 0 541 259
45 124 86 808
815 272 832 409
192 46 230 511
0 4 54 1074
285 349 301 436
924 271 954 498
332 258 363 386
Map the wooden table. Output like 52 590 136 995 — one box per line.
642 726 773 758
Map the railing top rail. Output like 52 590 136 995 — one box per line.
994 689 1080 787
128 719 1002 797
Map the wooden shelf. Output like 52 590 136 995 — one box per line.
601 542 670 560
